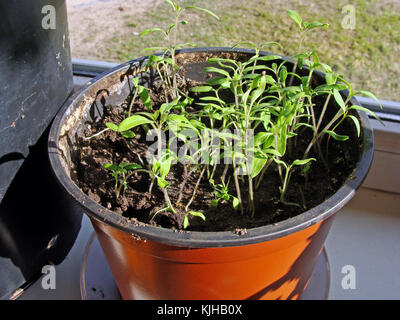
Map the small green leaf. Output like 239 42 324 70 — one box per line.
280 66 288 84
333 89 347 113
159 155 172 179
203 66 231 78
190 86 213 93
125 163 142 170
232 197 239 210
247 55 281 64
347 115 360 137
132 77 139 86
254 132 272 146
323 130 349 141
273 158 288 168
356 90 382 109
325 73 338 86
118 162 128 168
106 122 119 131
303 21 329 32
292 158 316 167
287 10 303 30
183 216 189 229
250 157 267 178
168 23 176 33
165 0 176 11
185 6 220 20
199 96 226 105
188 211 206 220
104 163 120 171
157 177 169 189
261 148 282 157
231 41 256 49
211 199 219 207
121 130 136 139
139 27 165 36
206 76 231 87
118 115 153 132
139 87 152 110
314 84 347 93
348 105 384 125
183 211 206 229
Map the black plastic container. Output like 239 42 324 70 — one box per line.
0 0 80 299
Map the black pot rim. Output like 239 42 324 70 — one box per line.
48 47 374 248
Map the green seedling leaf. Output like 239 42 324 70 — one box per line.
188 211 206 220
356 90 382 109
333 89 347 113
280 66 288 84
157 177 169 189
183 216 189 229
207 58 237 71
325 72 338 86
168 23 176 33
183 211 206 229
232 196 239 210
323 130 349 141
199 96 226 105
185 6 220 20
206 76 231 87
132 77 139 86
165 0 176 11
261 148 282 157
273 158 288 168
203 66 231 78
144 47 168 53
292 158 316 167
211 199 219 207
121 130 136 139
190 86 213 93
348 105 384 125
314 84 347 93
260 41 282 49
320 63 333 73
106 122 119 131
294 122 314 131
254 132 273 147
303 21 329 31
250 157 267 178
104 163 121 171
159 155 172 179
118 115 153 132
118 162 128 168
231 41 256 49
302 161 312 174
287 10 303 30
139 27 165 36
347 115 360 137
125 163 142 170
247 55 281 64
162 57 180 71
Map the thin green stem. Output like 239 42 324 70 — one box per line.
185 166 206 212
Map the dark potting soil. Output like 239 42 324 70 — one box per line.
72 59 361 233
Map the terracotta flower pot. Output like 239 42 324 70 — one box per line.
48 48 374 300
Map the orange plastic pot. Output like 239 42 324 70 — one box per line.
48 48 374 300
90 215 336 300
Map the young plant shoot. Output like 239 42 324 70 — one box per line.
90 3 381 230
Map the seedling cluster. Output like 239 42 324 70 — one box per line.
89 1 381 229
